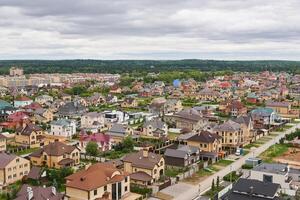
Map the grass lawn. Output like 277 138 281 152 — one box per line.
215 159 234 167
16 147 39 156
197 168 213 177
259 143 290 163
165 167 188 177
167 132 179 140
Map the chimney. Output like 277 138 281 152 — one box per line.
27 187 33 200
249 186 254 195
142 148 149 158
51 186 56 195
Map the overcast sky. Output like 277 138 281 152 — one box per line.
0 0 299 60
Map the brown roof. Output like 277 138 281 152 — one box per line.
122 150 162 170
30 141 76 157
58 158 74 165
187 130 222 143
27 166 42 180
130 171 152 182
0 153 17 169
16 123 42 136
66 163 128 191
15 184 64 200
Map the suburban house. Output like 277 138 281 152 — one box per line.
121 97 138 108
149 98 167 116
232 115 254 143
15 123 45 148
0 134 7 152
57 101 86 118
166 108 208 131
50 119 77 137
250 163 299 194
0 153 30 186
214 120 244 152
266 101 299 118
79 133 111 152
221 178 281 200
197 88 220 102
142 119 168 137
65 163 131 200
220 100 247 117
164 145 200 167
164 99 183 114
122 149 165 186
106 124 134 144
14 96 33 108
35 94 54 105
30 141 80 169
15 184 64 200
81 112 104 132
186 130 222 153
250 108 280 129
32 108 54 123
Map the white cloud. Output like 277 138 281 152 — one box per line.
0 0 299 60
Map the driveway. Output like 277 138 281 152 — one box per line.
160 123 300 200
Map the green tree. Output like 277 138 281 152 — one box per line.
211 179 215 191
123 136 135 151
86 141 99 157
217 176 220 189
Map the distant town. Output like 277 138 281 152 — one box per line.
0 66 299 200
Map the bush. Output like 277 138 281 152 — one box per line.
130 185 152 197
242 164 253 169
223 171 242 182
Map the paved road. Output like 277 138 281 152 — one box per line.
160 123 300 200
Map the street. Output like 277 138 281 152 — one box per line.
160 123 300 200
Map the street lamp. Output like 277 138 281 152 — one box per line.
230 165 233 183
198 183 201 197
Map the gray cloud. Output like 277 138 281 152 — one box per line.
0 0 300 59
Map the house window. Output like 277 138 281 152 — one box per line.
125 186 128 192
125 177 128 183
44 155 47 160
263 175 273 183
16 158 19 163
104 185 107 191
154 169 157 174
94 189 97 196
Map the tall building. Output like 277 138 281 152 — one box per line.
9 67 24 76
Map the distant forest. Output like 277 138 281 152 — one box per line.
0 59 299 74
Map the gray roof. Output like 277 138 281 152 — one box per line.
222 178 280 200
51 119 74 126
143 119 165 129
232 115 252 127
106 124 127 137
187 130 222 143
174 108 202 122
214 120 241 132
252 163 288 175
15 184 64 200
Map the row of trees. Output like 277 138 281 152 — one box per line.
1 59 300 74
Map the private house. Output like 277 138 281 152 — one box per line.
32 108 54 123
81 112 104 132
86 93 105 106
0 153 30 186
61 93 72 101
221 178 281 200
221 100 247 117
232 115 254 143
65 163 131 200
164 145 200 167
79 133 111 152
110 85 122 94
214 120 244 152
164 99 183 114
0 134 6 152
122 149 165 186
149 98 167 116
186 130 222 153
266 101 291 115
197 88 220 102
35 94 54 105
247 92 259 104
121 97 138 108
57 101 86 118
1 111 30 129
30 141 80 169
14 96 33 108
15 184 64 200
250 108 279 129
106 124 134 144
167 108 208 131
15 123 45 148
50 119 77 137
142 119 168 138
250 163 298 194
0 100 16 121
103 111 129 123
